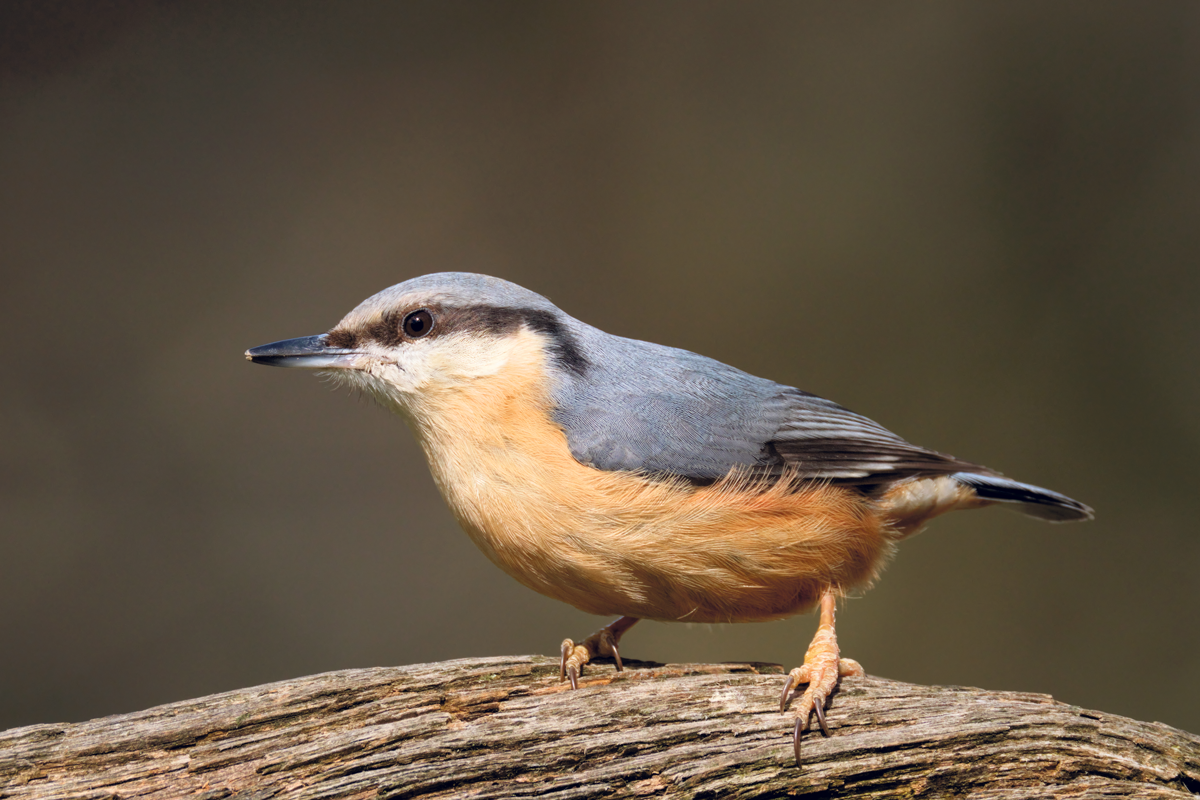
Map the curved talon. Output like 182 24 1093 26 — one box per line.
779 676 793 712
779 667 811 712
560 639 585 689
609 637 623 672
813 697 829 737
793 716 804 763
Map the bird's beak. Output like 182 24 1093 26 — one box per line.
245 334 360 369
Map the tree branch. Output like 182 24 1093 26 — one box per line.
2 656 1198 799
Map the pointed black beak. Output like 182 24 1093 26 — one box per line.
245 335 360 369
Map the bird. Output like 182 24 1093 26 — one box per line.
245 272 1092 763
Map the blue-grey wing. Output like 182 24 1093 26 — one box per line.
550 328 981 484
551 338 789 480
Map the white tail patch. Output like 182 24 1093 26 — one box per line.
878 475 989 538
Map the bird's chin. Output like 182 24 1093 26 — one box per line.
315 366 369 390
319 367 415 410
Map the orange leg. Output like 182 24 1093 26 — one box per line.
560 616 640 689
779 589 864 764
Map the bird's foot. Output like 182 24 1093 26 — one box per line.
779 591 864 764
559 616 639 689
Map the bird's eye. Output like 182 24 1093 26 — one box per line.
403 309 434 339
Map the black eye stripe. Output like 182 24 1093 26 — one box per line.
403 309 434 339
332 304 587 376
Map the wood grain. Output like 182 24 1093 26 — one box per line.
2 656 1197 799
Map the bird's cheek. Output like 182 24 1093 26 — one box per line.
376 359 442 398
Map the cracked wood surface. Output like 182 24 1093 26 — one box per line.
2 655 1198 799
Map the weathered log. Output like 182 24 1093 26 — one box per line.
2 655 1197 799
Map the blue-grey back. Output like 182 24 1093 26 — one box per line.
548 315 983 484
550 323 792 479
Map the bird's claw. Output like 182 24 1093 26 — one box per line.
781 623 864 764
812 694 829 737
559 639 585 689
779 590 865 764
559 625 625 689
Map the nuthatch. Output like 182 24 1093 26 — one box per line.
246 272 1092 762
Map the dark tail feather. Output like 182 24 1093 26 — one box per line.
953 472 1093 522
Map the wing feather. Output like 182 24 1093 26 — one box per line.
551 326 985 486
766 389 987 483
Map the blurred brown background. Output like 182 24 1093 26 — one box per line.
2 1 1197 735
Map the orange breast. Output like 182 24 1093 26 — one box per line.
401 329 902 623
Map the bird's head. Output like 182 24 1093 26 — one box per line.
245 273 588 423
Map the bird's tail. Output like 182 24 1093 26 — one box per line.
952 472 1093 522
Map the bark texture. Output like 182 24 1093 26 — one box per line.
2 655 1198 799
